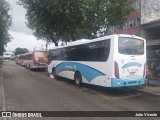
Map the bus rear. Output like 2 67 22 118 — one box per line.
112 35 146 87
32 51 48 69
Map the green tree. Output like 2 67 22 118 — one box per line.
18 0 133 46
0 0 12 54
15 47 29 55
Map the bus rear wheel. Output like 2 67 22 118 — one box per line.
52 68 57 79
74 72 82 87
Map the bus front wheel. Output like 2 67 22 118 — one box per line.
74 72 82 87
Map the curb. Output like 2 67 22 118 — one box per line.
0 68 6 112
0 66 7 120
0 69 3 112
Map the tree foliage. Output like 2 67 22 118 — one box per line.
18 0 133 46
14 47 29 55
0 0 12 54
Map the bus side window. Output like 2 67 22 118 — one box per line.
86 40 110 62
63 48 68 60
76 44 88 61
88 42 101 61
101 40 110 61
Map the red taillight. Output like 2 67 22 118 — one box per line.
114 61 119 79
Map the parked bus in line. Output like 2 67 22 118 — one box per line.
15 55 21 64
24 51 48 69
48 34 146 87
18 54 26 66
3 51 15 61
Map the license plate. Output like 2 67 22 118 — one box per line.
129 72 136 78
127 69 138 72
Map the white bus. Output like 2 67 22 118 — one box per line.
24 51 48 69
3 51 15 61
48 34 146 87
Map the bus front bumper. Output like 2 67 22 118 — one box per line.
33 64 48 69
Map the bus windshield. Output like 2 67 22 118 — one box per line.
35 52 47 58
118 37 144 55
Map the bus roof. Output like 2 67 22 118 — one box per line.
67 39 90 45
49 34 145 50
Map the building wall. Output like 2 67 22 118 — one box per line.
107 0 141 36
140 0 160 40
109 11 140 36
107 0 160 38
140 0 160 72
141 0 160 24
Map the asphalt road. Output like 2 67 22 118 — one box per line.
1 61 160 120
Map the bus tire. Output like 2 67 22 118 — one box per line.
52 68 57 79
74 72 82 87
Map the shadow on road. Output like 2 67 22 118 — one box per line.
54 76 142 98
31 69 47 72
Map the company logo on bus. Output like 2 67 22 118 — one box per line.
121 62 143 79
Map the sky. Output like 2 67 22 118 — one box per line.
5 0 55 52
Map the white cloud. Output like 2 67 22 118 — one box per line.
5 0 55 52
5 31 55 51
8 0 33 34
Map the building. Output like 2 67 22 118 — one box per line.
108 0 141 36
140 0 160 76
108 0 160 76
108 0 160 41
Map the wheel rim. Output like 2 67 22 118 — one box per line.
75 73 81 85
52 69 56 76
76 77 80 84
